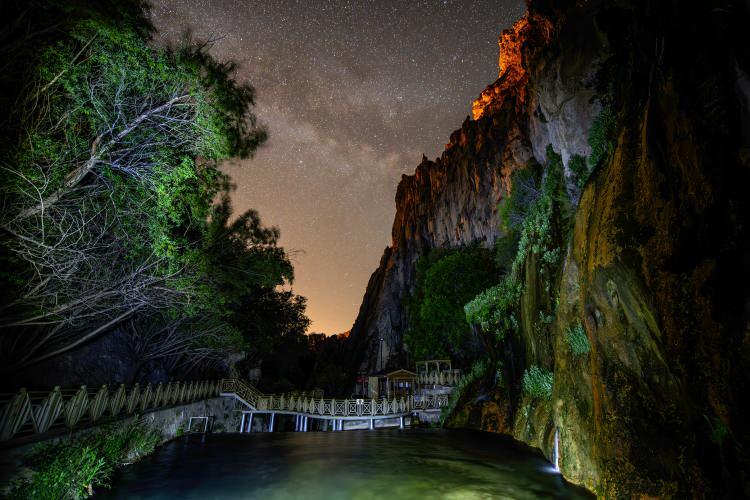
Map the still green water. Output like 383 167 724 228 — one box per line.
103 429 591 499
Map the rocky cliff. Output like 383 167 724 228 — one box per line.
348 0 750 496
345 11 552 378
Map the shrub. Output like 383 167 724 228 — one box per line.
499 162 543 233
588 105 617 169
440 359 489 425
464 276 522 341
405 246 498 361
568 154 590 189
9 420 161 499
565 323 590 356
522 365 554 400
512 146 569 282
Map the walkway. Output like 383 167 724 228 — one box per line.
219 378 448 432
0 380 220 443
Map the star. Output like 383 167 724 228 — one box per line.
149 0 525 334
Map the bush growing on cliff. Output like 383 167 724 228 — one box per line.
464 276 521 341
512 147 570 285
522 365 554 400
404 246 498 362
466 146 571 345
565 323 590 356
588 105 617 169
499 161 543 234
440 359 489 426
568 154 590 189
9 420 160 499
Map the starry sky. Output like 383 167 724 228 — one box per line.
150 0 525 334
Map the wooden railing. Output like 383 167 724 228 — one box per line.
0 380 220 442
417 370 462 387
413 393 449 410
0 377 451 443
221 378 448 418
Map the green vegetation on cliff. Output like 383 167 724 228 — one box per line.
522 366 553 400
404 246 498 362
587 105 616 170
464 277 521 342
452 144 574 420
565 323 590 357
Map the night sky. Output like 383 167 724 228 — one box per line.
150 0 525 334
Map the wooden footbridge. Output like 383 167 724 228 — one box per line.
0 380 221 443
219 378 448 432
0 377 449 443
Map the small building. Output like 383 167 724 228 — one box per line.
367 368 417 399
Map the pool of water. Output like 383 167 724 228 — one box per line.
102 429 592 499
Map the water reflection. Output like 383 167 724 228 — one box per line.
103 429 591 499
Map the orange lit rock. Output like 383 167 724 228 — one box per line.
471 14 552 121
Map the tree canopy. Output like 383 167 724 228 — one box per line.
404 246 498 364
0 0 305 376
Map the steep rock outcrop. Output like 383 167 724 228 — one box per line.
345 13 556 377
346 116 528 375
448 0 750 498
350 0 750 497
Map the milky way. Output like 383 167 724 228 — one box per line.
150 0 524 334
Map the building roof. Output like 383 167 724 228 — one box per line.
368 367 418 378
385 368 417 378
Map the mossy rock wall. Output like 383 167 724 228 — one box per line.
450 0 750 498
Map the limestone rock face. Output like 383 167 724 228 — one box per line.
346 115 531 376
345 9 557 379
345 6 586 380
471 13 552 121
348 0 750 497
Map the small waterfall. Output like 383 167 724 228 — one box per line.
553 428 560 472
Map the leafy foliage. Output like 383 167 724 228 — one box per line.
565 323 590 356
440 359 489 425
0 1 305 372
451 145 574 423
522 365 554 400
464 277 521 341
499 161 543 234
568 154 590 189
404 246 498 362
9 420 160 499
588 105 617 169
466 146 571 340
512 146 571 290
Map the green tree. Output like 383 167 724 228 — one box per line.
404 246 498 363
0 0 271 370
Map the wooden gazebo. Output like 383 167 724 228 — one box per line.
367 368 417 399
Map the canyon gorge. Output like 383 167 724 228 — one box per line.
345 0 750 496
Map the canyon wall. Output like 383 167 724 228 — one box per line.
348 0 750 496
345 13 546 377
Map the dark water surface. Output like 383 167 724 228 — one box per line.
102 429 592 499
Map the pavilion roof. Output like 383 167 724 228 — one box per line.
385 368 417 378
